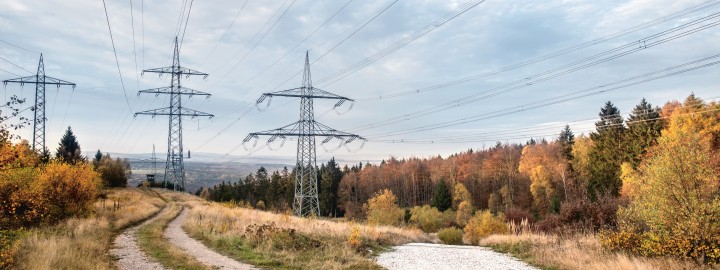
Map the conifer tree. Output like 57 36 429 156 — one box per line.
56 126 84 164
624 98 664 168
431 180 452 211
557 124 574 161
588 101 625 198
319 158 343 216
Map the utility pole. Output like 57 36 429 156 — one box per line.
135 37 213 191
3 54 76 152
245 51 365 217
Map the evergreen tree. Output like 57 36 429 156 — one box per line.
55 126 84 164
93 150 103 169
588 101 625 198
431 180 452 211
557 125 574 161
319 158 343 216
624 98 663 168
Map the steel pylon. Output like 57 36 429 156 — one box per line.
245 51 365 217
2 54 76 152
135 37 213 191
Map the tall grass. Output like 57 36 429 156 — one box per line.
480 232 705 270
182 200 431 269
11 188 164 269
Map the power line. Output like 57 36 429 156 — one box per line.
199 0 250 66
0 39 39 54
179 0 194 49
348 13 720 133
354 0 720 101
101 0 134 113
0 56 33 74
130 0 141 91
316 0 487 86
268 0 400 92
238 0 355 86
208 0 297 90
364 53 720 138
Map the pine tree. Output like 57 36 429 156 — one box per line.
93 150 103 169
431 180 452 211
56 126 84 164
319 158 343 216
624 98 664 168
588 101 625 198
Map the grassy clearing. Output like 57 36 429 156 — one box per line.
136 203 210 270
182 200 431 269
9 188 165 270
480 233 705 270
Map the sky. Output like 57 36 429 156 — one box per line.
0 0 719 163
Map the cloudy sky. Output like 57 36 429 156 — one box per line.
1 0 719 162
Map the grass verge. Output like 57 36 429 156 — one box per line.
136 203 210 270
182 201 430 269
480 233 706 270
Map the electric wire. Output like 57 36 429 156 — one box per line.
353 0 720 101
316 0 487 86
364 53 720 138
130 0 141 91
348 14 720 133
101 0 134 113
179 0 194 49
0 56 33 74
199 0 249 66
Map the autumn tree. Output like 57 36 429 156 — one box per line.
0 95 31 143
365 189 404 226
588 101 625 198
452 182 472 209
55 127 84 164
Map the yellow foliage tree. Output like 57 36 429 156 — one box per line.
570 135 593 186
33 162 102 223
365 189 404 226
606 96 720 264
529 165 554 214
452 182 472 209
455 200 473 227
409 205 443 232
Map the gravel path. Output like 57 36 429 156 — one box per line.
376 243 538 270
111 208 168 270
165 207 256 270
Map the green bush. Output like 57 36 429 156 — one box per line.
438 227 463 245
464 210 509 245
409 205 443 232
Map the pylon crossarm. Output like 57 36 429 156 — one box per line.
141 66 208 78
3 76 76 88
135 107 214 118
138 86 211 97
261 87 353 101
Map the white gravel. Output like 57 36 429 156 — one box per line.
111 208 168 270
376 243 538 270
164 207 256 270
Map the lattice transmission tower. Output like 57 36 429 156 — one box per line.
135 37 213 191
245 51 365 217
3 54 76 152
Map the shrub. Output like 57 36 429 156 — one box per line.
96 155 130 187
464 210 509 245
438 227 463 245
33 162 102 223
365 189 404 226
409 205 443 232
256 200 266 210
504 207 534 224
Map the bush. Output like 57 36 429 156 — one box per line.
0 162 101 229
438 227 463 245
409 205 443 232
464 210 509 245
365 189 404 226
96 155 130 187
504 207 534 224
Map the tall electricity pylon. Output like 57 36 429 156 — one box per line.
135 37 213 191
244 51 365 217
3 54 76 152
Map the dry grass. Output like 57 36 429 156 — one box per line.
182 200 431 269
11 188 165 270
480 233 705 270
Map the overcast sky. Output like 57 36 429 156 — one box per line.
1 0 719 162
